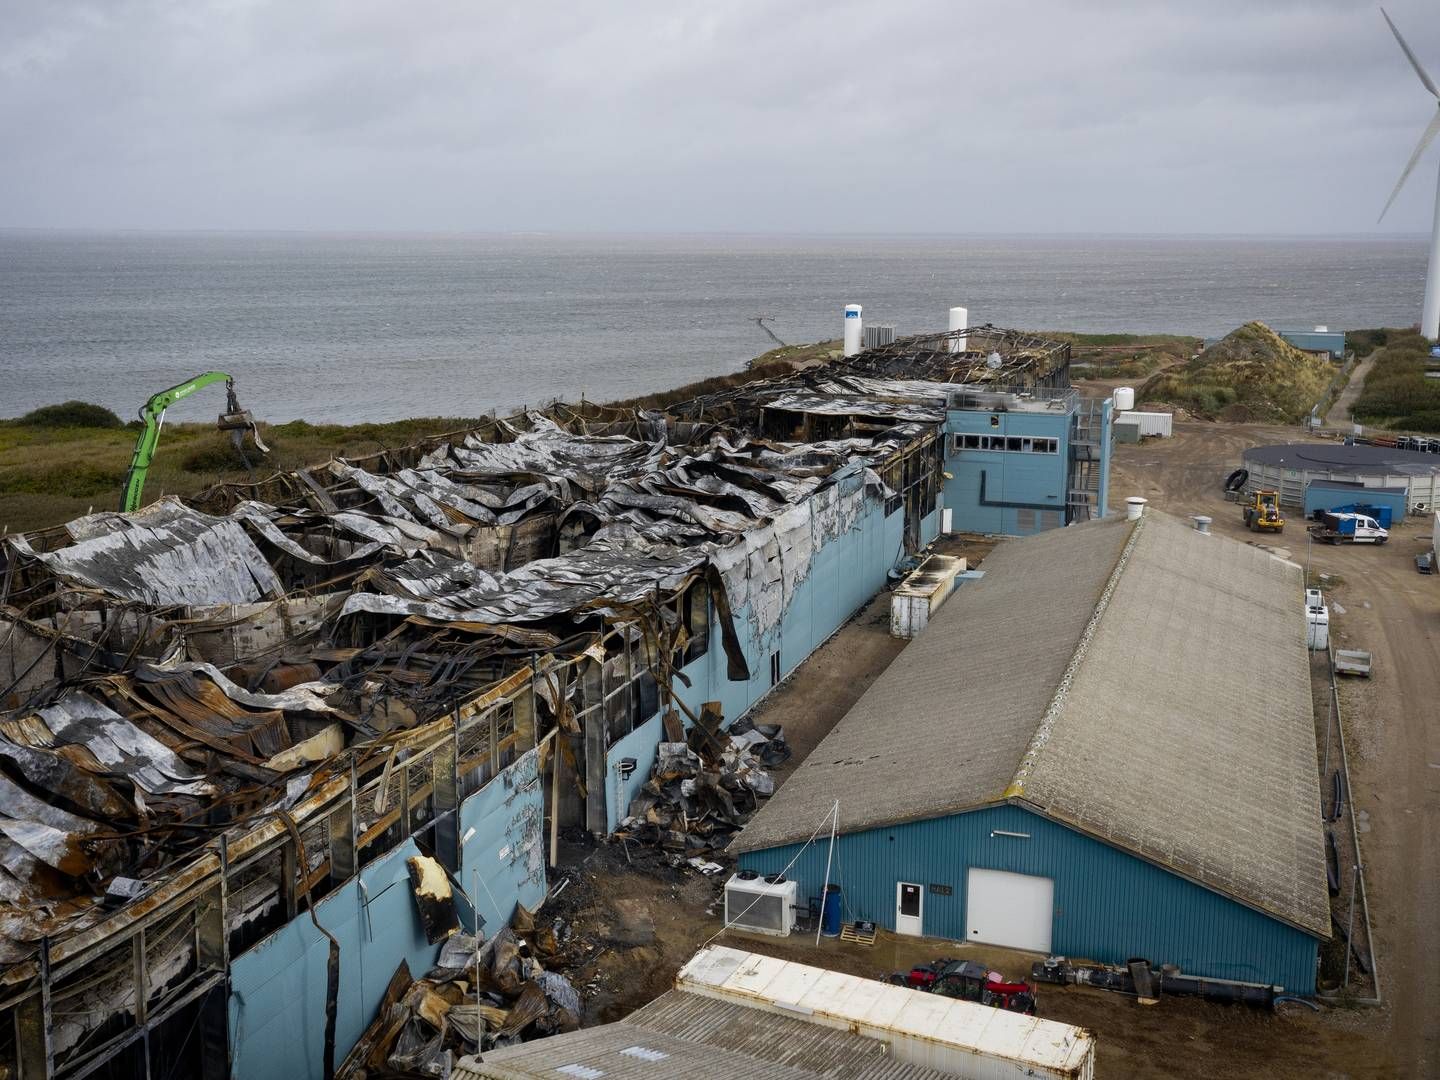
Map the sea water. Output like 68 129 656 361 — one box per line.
0 230 1425 424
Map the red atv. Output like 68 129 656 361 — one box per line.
889 959 1036 1015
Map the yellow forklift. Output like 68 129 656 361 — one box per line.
1242 489 1285 533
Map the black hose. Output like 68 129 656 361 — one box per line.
1326 770 1345 823
1325 831 1341 897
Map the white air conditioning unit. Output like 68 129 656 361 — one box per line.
724 873 797 937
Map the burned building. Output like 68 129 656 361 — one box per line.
0 327 1103 1078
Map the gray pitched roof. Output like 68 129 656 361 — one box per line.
735 510 1330 938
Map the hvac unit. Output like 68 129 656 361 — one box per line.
1305 588 1330 651
863 324 896 349
724 872 797 937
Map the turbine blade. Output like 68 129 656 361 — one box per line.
1380 107 1440 221
1383 7 1440 99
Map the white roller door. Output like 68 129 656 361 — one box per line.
966 868 1054 953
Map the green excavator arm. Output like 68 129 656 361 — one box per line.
119 371 270 513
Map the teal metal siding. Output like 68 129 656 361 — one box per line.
229 750 546 1078
228 838 439 1079
738 804 1318 993
605 495 905 829
1279 330 1345 358
943 411 1073 534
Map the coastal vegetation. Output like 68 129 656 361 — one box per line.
1348 327 1440 433
1047 332 1201 380
1138 322 1333 422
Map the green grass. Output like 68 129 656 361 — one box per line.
1045 332 1201 380
0 414 497 534
1349 328 1440 433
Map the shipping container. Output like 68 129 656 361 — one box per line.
890 554 965 638
677 946 1096 1080
1116 411 1172 437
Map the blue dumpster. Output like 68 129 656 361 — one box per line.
821 884 843 937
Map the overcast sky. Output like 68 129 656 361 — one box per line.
3 0 1439 234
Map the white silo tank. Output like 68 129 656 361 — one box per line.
1114 387 1135 411
843 304 863 357
948 306 969 353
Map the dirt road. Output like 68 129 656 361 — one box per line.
1321 351 1377 432
1110 421 1440 1076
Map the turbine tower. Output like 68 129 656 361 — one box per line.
1380 8 1440 339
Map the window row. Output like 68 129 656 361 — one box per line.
952 433 1059 454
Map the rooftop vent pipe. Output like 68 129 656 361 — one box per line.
948 306 968 353
1193 515 1211 534
843 304 863 357
1126 497 1147 521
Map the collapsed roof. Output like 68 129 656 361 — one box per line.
0 329 1064 967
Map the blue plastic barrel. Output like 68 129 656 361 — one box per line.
821 884 842 937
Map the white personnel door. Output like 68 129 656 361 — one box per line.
966 868 1054 952
895 881 924 936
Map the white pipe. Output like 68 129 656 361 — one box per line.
948 306 968 353
843 304 863 357
1426 157 1440 339
815 799 838 946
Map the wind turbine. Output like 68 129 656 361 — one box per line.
1380 8 1440 339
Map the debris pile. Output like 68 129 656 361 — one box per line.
615 704 789 860
341 911 582 1079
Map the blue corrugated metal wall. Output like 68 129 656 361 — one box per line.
229 749 547 1078
228 839 439 1080
605 492 906 828
738 803 1318 993
1303 483 1406 526
942 411 1073 534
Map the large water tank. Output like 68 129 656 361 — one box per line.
948 306 969 353
843 304 863 357
1114 386 1135 411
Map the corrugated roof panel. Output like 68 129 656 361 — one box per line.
676 947 1094 1073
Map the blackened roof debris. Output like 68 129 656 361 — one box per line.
0 327 1065 968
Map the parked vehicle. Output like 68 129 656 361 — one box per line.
888 958 1037 1014
1242 489 1285 533
1308 511 1388 545
1317 503 1395 529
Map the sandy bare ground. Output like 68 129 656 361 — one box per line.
1110 420 1439 1077
1321 352 1377 432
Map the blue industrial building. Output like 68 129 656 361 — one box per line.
941 387 1111 534
1278 328 1346 360
736 510 1330 993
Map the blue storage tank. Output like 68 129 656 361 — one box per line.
1303 480 1406 527
821 884 843 937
